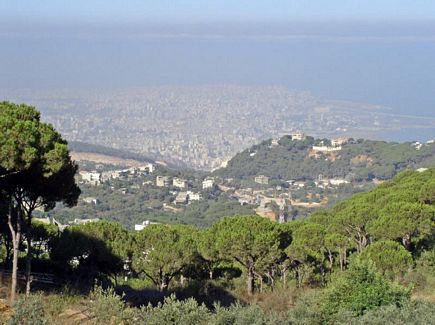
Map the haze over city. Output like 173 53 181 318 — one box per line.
1 1 434 149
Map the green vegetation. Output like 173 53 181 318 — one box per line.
215 136 435 182
0 101 80 301
1 103 435 323
2 169 434 323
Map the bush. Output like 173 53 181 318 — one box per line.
135 294 211 325
89 286 128 325
353 301 435 325
358 240 413 281
417 249 435 274
212 303 268 325
9 294 47 325
322 259 411 318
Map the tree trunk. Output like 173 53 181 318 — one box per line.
328 250 334 270
339 251 344 271
209 270 214 280
402 234 411 251
159 276 168 291
7 205 21 304
247 266 255 295
283 269 287 289
259 275 263 293
25 221 33 296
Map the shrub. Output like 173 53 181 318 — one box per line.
212 303 268 325
9 294 47 325
359 240 413 280
417 249 435 274
89 286 128 325
354 301 435 325
136 294 211 325
321 259 411 318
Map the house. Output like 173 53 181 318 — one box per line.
271 138 279 146
290 131 305 141
329 179 350 186
156 176 170 187
174 192 189 205
119 188 128 194
173 177 188 189
312 145 342 152
331 137 349 147
254 175 269 185
134 220 159 231
187 191 202 201
70 218 99 225
202 177 215 189
82 197 99 205
79 171 101 185
139 163 155 174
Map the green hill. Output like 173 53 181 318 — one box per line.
214 136 435 182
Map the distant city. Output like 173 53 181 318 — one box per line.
2 85 434 170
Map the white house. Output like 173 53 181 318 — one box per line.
156 176 170 187
187 191 202 201
254 175 269 185
139 163 155 174
331 137 349 147
79 171 101 185
290 131 305 141
134 220 159 231
202 177 215 189
173 177 188 189
329 179 350 186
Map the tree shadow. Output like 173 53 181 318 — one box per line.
115 279 239 309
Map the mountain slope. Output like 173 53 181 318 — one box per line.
214 136 435 182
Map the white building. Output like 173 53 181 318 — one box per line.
254 175 269 185
134 220 159 231
156 176 170 187
202 177 215 189
290 131 305 141
139 163 155 174
174 192 189 205
187 191 202 201
331 137 349 147
312 145 342 152
79 171 101 185
173 177 188 189
82 197 99 205
329 179 350 186
70 218 100 225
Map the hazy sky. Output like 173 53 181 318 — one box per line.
1 1 435 22
1 2 435 124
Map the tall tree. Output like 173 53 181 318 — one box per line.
359 240 413 281
132 224 198 291
0 102 80 300
211 216 291 295
286 221 327 287
368 202 435 250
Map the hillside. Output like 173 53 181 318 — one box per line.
49 136 435 229
214 136 435 183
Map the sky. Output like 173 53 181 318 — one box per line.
1 1 435 130
1 0 435 23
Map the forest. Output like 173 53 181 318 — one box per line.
215 135 435 182
0 102 434 324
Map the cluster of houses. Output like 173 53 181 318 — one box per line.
154 175 217 205
79 163 155 186
311 137 348 153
